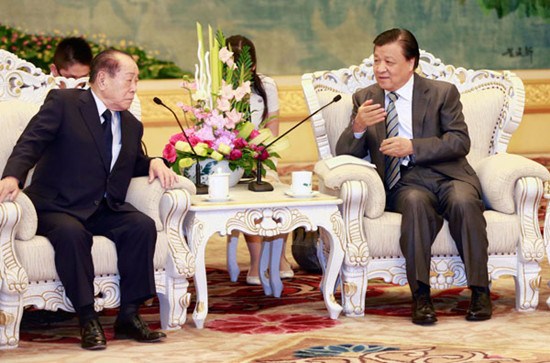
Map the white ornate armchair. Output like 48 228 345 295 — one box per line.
302 50 550 317
0 49 196 349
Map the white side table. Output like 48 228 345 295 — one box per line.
184 183 345 328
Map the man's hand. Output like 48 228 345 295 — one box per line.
148 158 178 189
0 176 21 202
380 137 413 158
353 99 387 132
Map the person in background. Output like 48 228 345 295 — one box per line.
226 35 294 285
0 49 178 350
49 36 93 81
336 28 491 325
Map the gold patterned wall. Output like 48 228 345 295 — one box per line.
524 80 550 113
139 77 550 124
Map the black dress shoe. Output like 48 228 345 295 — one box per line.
114 314 166 342
411 291 437 325
466 287 492 321
80 318 107 350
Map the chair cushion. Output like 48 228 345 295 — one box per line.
460 88 503 167
0 100 40 175
317 91 353 157
364 210 520 258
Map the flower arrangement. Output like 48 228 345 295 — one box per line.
0 23 188 79
162 23 284 180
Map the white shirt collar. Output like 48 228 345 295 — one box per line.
385 74 414 102
90 89 109 122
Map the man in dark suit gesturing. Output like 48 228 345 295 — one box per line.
0 49 178 349
336 29 492 325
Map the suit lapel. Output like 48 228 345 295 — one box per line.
412 73 429 138
79 90 111 172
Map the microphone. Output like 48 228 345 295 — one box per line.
248 94 342 192
153 97 208 195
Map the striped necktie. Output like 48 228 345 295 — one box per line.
384 92 400 190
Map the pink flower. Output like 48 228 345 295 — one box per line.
225 109 242 129
162 143 177 163
233 137 248 149
216 98 231 112
193 108 210 121
249 129 260 139
205 110 226 129
193 125 215 143
178 103 195 114
229 149 243 160
169 132 187 145
253 146 269 161
181 80 197 90
219 81 234 100
234 81 251 101
212 130 236 150
219 47 234 64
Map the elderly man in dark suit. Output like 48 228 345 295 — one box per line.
336 28 492 325
0 49 178 349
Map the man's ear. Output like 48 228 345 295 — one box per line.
408 58 416 72
49 64 59 77
96 71 108 90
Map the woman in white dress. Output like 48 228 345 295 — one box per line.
226 35 294 285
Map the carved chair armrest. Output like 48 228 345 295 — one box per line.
514 176 547 262
475 153 550 214
14 192 38 241
0 201 28 294
159 189 195 278
125 176 196 231
314 156 385 218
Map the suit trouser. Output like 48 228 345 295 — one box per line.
36 200 157 311
386 165 489 294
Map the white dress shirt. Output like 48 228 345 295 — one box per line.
353 75 415 164
91 90 122 171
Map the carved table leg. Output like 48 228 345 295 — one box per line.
187 220 213 329
316 211 345 319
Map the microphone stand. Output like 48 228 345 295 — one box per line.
153 97 208 195
248 95 342 192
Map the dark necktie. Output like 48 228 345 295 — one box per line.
102 109 113 169
385 92 400 190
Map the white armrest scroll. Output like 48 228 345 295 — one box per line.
314 155 386 219
125 175 196 231
475 153 550 214
0 201 28 293
14 192 38 241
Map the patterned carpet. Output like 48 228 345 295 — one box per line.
9 258 550 362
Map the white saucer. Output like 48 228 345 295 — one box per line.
204 195 231 202
285 190 319 198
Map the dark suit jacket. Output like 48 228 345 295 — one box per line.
335 73 481 194
2 88 151 220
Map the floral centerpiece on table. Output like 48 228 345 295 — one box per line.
162 23 284 183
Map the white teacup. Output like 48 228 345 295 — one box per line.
291 171 313 195
208 172 230 200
